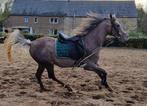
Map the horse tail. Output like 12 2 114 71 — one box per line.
4 29 31 63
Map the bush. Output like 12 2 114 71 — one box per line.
126 31 147 49
104 31 147 49
0 32 6 43
126 37 147 49
49 35 58 38
0 32 6 37
137 8 147 35
24 34 44 41
24 33 58 40
106 37 147 49
129 31 146 38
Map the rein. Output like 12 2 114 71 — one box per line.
73 39 114 68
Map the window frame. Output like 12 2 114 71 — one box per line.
49 18 59 24
34 17 38 23
24 16 29 23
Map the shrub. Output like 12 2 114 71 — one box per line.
48 35 58 38
126 31 147 48
129 31 146 38
104 31 147 49
24 33 58 40
0 32 6 43
24 34 44 41
0 32 6 37
137 8 147 35
126 37 147 49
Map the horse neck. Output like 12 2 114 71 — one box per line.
82 24 107 52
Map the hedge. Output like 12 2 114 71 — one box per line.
0 32 6 43
105 37 147 49
126 37 147 49
23 34 44 41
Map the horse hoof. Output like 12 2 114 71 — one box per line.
101 83 113 92
98 83 102 90
65 85 73 92
105 86 113 92
67 87 73 92
39 88 49 92
107 87 113 92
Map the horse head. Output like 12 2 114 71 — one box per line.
109 14 129 42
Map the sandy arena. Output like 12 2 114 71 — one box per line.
0 44 147 106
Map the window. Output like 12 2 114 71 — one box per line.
24 16 29 23
50 18 54 23
34 17 38 23
49 18 59 24
54 18 58 23
53 29 58 35
49 29 58 35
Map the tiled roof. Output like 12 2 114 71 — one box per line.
10 0 137 17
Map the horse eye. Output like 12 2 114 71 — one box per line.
116 24 120 27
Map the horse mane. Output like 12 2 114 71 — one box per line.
73 12 107 36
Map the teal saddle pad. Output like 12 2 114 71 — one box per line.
56 40 84 60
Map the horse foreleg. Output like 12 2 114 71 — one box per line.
35 64 46 92
84 62 113 92
45 64 72 92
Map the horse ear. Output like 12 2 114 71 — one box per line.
110 13 116 22
112 14 116 20
4 29 8 33
110 13 113 19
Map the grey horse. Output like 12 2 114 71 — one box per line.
5 13 128 92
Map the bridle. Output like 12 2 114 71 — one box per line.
110 20 121 40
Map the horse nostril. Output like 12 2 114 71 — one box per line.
126 33 129 37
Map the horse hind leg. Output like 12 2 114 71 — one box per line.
45 64 73 92
35 64 46 92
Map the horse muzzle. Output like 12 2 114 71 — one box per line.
120 33 129 43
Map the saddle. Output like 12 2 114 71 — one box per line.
56 32 85 60
58 31 80 42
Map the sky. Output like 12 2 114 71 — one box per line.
135 0 147 6
135 0 147 12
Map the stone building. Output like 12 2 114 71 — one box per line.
5 0 137 35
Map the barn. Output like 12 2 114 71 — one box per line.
5 0 137 35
